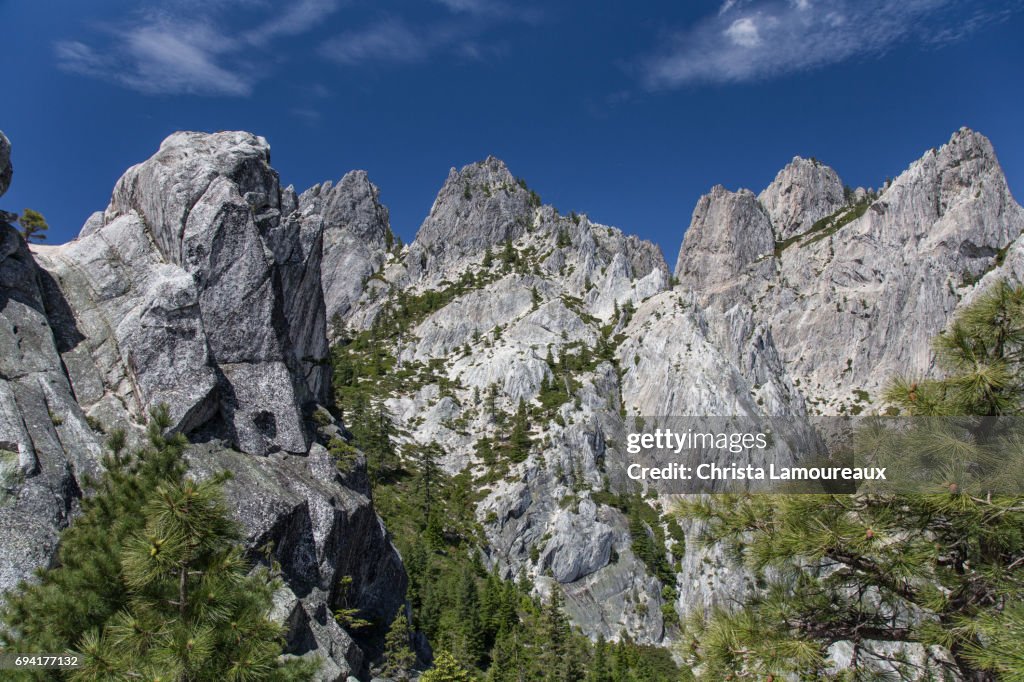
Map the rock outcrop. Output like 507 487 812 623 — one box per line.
299 171 394 331
676 128 1024 413
0 132 11 197
674 185 775 294
404 156 537 280
0 134 103 598
758 156 846 240
0 131 406 680
35 131 329 456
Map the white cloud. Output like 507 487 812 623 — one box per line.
642 0 1020 88
243 0 343 46
56 0 532 95
320 4 533 67
56 16 253 96
54 1 344 96
320 20 428 65
724 17 761 47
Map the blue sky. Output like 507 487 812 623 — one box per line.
1 0 1022 265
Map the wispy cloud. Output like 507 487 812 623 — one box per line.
320 19 429 65
243 0 342 46
641 0 1021 88
54 1 344 96
56 15 252 96
55 0 533 95
320 0 537 68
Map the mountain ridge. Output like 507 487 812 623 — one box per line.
1 125 1021 679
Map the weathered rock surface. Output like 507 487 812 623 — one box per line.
0 225 103 599
676 128 1024 413
758 156 846 240
404 156 537 280
300 171 394 331
0 131 101 595
36 131 329 456
187 443 407 679
0 131 11 197
674 186 775 294
0 131 406 680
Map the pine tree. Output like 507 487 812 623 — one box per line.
18 207 48 242
382 609 416 681
455 565 485 667
421 650 477 682
2 409 184 655
2 405 314 681
508 400 531 463
588 634 611 682
500 240 516 270
487 627 526 682
334 575 372 632
675 280 1024 680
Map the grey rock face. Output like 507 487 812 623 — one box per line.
676 128 1024 412
405 156 536 279
342 162 678 643
674 186 775 294
0 131 406 679
35 131 329 456
187 443 407 678
0 222 103 597
301 171 393 331
0 131 11 197
758 156 846 240
0 132 103 597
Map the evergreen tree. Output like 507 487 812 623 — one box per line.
2 406 314 681
500 240 517 270
3 412 184 657
675 280 1024 680
508 400 531 463
18 207 48 242
381 609 416 681
487 627 526 682
454 565 485 667
588 635 611 682
421 650 477 682
333 575 372 632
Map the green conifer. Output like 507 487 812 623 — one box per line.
381 608 416 681
421 650 477 682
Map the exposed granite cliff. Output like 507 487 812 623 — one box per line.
2 124 1020 679
299 170 394 332
0 132 406 680
404 156 538 281
0 132 11 197
0 134 104 602
676 127 1024 414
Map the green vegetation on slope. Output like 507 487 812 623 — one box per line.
330 296 680 681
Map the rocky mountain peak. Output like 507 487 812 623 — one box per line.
674 184 774 291
407 156 537 278
34 130 327 456
758 154 846 240
106 131 281 267
300 169 394 327
0 131 10 197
